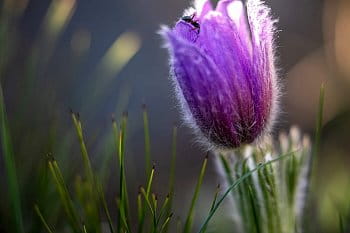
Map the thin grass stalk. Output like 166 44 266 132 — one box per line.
157 194 170 224
234 161 247 232
0 84 24 233
71 112 101 232
118 129 125 233
97 181 115 233
163 125 177 233
302 84 325 232
198 151 295 233
200 185 221 233
137 192 142 219
112 120 122 233
48 160 81 233
71 112 94 185
140 187 156 220
312 83 325 166
240 160 252 233
52 160 81 230
242 161 262 233
151 193 158 231
160 214 173 233
143 104 151 177
183 155 208 233
169 126 177 196
146 166 155 197
258 165 281 233
137 165 155 233
137 192 146 233
34 205 54 233
116 114 130 232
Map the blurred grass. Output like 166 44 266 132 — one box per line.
0 0 141 232
0 83 24 233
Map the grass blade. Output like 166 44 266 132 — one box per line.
115 113 130 232
313 83 325 161
160 213 173 233
302 84 325 231
71 112 94 184
97 181 115 233
200 184 221 233
168 125 177 196
0 84 24 233
146 165 155 197
198 151 295 233
48 159 81 232
209 185 220 213
34 204 54 233
157 194 170 224
143 104 151 177
183 155 208 233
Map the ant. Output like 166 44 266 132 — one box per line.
181 14 200 33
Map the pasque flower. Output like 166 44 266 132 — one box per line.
161 0 279 149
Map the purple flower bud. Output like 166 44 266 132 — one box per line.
160 0 279 150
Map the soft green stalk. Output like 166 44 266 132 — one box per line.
198 152 294 233
48 160 81 233
115 114 130 233
169 125 177 196
200 185 221 233
301 84 325 232
99 126 118 183
144 166 157 230
137 164 155 233
183 155 208 233
0 84 24 233
71 112 100 232
162 126 177 233
209 184 220 213
143 105 152 177
258 165 281 233
34 205 54 233
160 214 173 233
71 112 94 185
146 166 155 197
140 187 156 222
137 192 143 224
312 83 325 164
97 181 115 233
243 162 262 233
157 194 170 224
219 155 234 185
152 193 158 230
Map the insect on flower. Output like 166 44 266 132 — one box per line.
160 0 280 150
181 14 201 33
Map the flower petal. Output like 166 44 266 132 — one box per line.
173 20 199 43
161 28 244 147
198 13 266 138
246 0 277 126
194 0 213 20
216 0 252 53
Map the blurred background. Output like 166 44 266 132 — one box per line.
0 0 349 232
